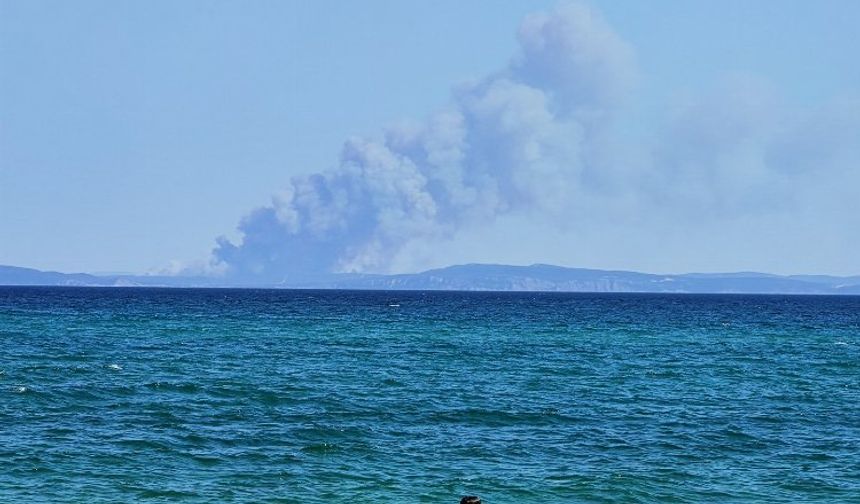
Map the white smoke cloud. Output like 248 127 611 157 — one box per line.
211 2 860 281
213 2 634 282
645 75 784 219
513 2 635 118
645 77 860 224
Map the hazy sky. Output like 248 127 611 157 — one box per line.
2 0 858 277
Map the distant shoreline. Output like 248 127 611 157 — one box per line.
2 263 859 295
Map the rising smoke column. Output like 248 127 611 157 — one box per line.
213 3 635 283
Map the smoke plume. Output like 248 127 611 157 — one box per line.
213 3 633 282
212 2 860 281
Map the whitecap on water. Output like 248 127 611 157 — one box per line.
15 386 27 393
108 364 123 370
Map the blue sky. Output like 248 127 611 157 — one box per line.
1 1 858 277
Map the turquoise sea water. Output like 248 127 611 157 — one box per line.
1 287 859 503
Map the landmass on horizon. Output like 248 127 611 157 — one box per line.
2 263 859 295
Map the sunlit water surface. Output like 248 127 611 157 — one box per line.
1 287 858 503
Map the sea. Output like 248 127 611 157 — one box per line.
1 287 858 503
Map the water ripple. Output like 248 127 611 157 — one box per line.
1 287 858 503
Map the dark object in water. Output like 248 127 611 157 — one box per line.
460 497 481 504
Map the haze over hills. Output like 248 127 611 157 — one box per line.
0 266 220 289
2 264 859 295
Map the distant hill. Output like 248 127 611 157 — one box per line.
321 264 860 294
0 265 219 288
0 265 104 286
2 263 859 294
